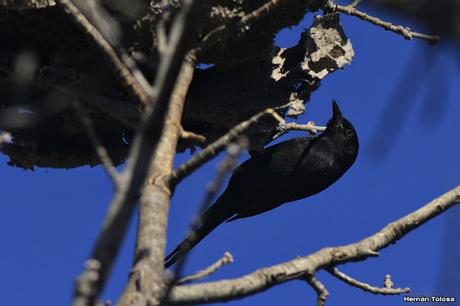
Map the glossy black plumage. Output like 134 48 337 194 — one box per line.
165 101 359 268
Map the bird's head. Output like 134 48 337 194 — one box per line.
325 100 358 145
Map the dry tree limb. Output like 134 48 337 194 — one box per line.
56 0 151 105
166 185 460 305
180 129 206 144
305 275 329 306
116 55 197 306
347 0 364 8
71 1 199 304
327 2 440 44
71 100 120 186
327 267 410 295
177 252 234 285
273 121 327 140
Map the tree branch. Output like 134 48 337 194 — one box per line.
177 252 234 285
71 100 120 186
305 275 329 306
327 268 410 295
166 185 460 304
71 0 199 303
115 54 197 306
180 129 206 145
273 121 326 140
328 2 440 44
347 0 364 8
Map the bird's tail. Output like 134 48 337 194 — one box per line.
164 198 232 268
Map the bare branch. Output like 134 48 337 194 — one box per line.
305 275 329 306
167 107 285 187
328 3 440 44
327 268 410 295
273 121 327 140
180 129 206 144
71 0 199 302
177 252 234 285
167 185 460 304
56 0 151 105
73 259 102 304
347 0 364 8
116 55 197 306
71 100 120 186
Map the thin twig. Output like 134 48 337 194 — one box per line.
327 268 410 295
347 0 364 8
71 100 120 186
119 50 154 97
57 0 151 105
305 275 329 306
167 107 286 187
168 185 460 304
180 129 206 144
162 138 248 304
273 121 327 139
177 252 234 284
329 3 440 44
156 16 169 55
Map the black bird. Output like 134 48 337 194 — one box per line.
165 101 359 268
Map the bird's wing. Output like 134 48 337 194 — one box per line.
223 137 316 220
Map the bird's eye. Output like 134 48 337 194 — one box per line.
344 128 353 136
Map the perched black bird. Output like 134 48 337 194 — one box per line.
165 101 359 268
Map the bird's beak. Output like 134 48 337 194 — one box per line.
332 100 343 125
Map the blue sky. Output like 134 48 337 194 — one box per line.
1 5 459 306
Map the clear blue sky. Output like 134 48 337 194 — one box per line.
1 6 459 306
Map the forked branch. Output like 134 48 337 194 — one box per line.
166 185 460 304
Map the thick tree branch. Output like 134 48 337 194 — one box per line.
71 0 199 304
166 185 460 304
115 54 197 306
